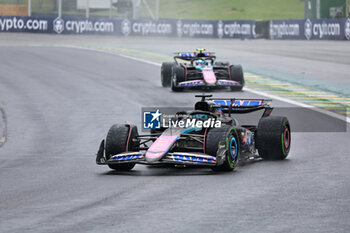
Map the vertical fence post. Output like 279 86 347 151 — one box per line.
28 0 31 16
316 0 320 19
109 0 112 18
155 0 159 20
304 0 309 19
58 0 62 17
86 0 90 18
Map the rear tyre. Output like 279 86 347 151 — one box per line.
256 116 291 160
229 65 245 91
206 125 240 172
105 124 139 171
161 62 174 87
171 65 185 92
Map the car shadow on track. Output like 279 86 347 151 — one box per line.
98 158 283 177
167 88 242 93
101 167 222 176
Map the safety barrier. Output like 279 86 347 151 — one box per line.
0 16 349 40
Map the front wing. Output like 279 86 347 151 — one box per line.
178 79 241 88
97 150 220 167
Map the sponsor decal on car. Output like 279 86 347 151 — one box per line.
179 80 203 87
217 80 238 86
213 100 262 107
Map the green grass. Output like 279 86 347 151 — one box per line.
147 0 304 20
1 0 305 20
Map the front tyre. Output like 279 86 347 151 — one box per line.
206 125 240 172
256 116 291 160
171 65 185 92
105 124 139 171
161 62 174 87
229 65 245 91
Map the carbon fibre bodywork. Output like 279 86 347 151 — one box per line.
96 95 286 170
161 49 245 91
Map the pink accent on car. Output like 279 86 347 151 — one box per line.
202 69 216 84
242 130 247 144
284 128 290 148
145 135 178 160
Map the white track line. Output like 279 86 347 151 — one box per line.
119 53 161 67
0 108 7 147
61 45 162 67
246 88 349 123
62 45 350 124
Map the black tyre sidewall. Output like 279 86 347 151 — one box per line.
229 65 244 91
171 65 185 92
205 125 240 172
161 62 174 87
105 124 139 170
256 116 291 160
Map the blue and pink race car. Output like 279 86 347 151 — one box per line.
161 49 245 91
96 95 291 172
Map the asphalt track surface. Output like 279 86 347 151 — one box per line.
0 34 350 233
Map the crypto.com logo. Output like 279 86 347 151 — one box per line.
304 19 312 40
217 20 224 38
345 19 350 40
121 19 131 36
176 20 182 38
53 17 64 34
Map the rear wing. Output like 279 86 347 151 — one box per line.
173 52 216 62
209 98 273 117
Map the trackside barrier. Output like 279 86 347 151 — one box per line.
0 16 349 40
270 18 350 40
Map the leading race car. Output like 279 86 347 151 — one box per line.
96 95 291 172
161 49 245 92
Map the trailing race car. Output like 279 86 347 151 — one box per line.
96 95 291 172
161 48 245 92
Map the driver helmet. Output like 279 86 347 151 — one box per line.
196 59 206 65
